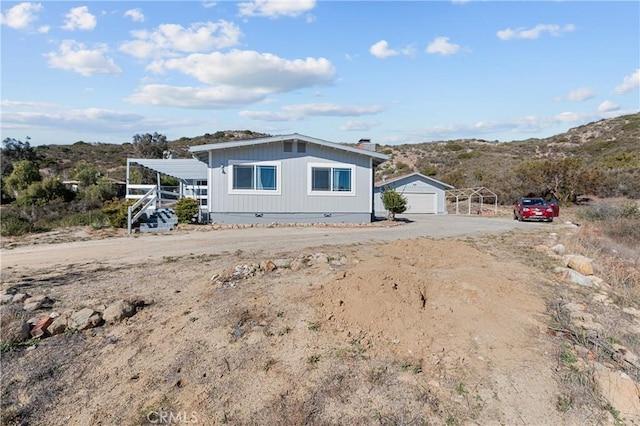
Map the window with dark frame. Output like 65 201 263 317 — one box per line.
283 141 293 152
311 166 352 192
232 164 277 191
297 142 306 153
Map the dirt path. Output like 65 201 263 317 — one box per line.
1 215 554 269
1 218 595 425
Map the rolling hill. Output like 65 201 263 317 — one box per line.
25 112 640 204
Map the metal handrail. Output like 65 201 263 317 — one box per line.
127 185 157 234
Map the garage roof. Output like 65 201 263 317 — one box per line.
376 172 454 190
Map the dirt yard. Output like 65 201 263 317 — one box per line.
1 218 638 425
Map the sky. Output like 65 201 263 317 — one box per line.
1 1 639 147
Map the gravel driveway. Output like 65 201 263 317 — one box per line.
1 215 560 269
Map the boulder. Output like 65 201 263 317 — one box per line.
273 258 292 268
23 295 47 305
12 293 27 303
23 295 55 311
23 301 43 312
69 308 102 331
564 255 594 276
568 269 593 287
261 260 277 272
103 300 136 324
550 244 565 255
594 365 640 424
49 311 72 336
0 294 14 304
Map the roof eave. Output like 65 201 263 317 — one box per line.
189 133 389 162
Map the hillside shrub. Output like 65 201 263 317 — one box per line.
101 199 136 228
82 179 117 205
395 162 411 173
420 166 437 177
0 211 31 236
52 210 109 229
175 198 200 223
577 201 640 247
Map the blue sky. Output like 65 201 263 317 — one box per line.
1 1 639 146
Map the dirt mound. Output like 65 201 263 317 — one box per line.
315 238 566 424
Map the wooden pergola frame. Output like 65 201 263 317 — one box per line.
445 187 498 215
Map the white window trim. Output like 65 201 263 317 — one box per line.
307 162 356 196
228 160 282 195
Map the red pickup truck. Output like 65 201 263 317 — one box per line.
513 197 558 222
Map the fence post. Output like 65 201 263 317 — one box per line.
127 205 132 235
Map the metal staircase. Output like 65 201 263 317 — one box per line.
138 208 178 233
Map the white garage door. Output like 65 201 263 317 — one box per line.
404 192 436 214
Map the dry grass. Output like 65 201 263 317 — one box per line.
565 201 640 309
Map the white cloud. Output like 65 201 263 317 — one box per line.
598 100 619 112
239 110 298 121
0 106 201 142
46 40 122 76
497 24 575 40
370 40 415 59
614 69 640 94
126 84 268 108
1 100 57 109
426 37 461 55
62 6 96 31
0 2 43 30
120 21 242 58
238 0 316 18
202 2 217 9
340 119 379 131
284 103 383 116
565 87 594 101
554 111 582 123
153 50 335 93
240 103 383 122
370 40 398 59
1 108 144 129
124 8 145 23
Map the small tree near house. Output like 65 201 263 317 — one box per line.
381 186 407 220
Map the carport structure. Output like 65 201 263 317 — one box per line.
446 187 498 215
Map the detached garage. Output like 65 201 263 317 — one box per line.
374 172 453 216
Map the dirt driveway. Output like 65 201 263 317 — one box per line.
1 215 554 269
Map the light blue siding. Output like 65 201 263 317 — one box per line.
375 173 452 215
207 140 376 222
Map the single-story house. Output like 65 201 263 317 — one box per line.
374 172 453 215
185 134 389 224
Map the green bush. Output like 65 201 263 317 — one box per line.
381 187 407 220
0 212 30 236
419 165 437 177
82 179 117 204
445 143 463 151
101 199 136 228
175 198 200 223
52 210 109 229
